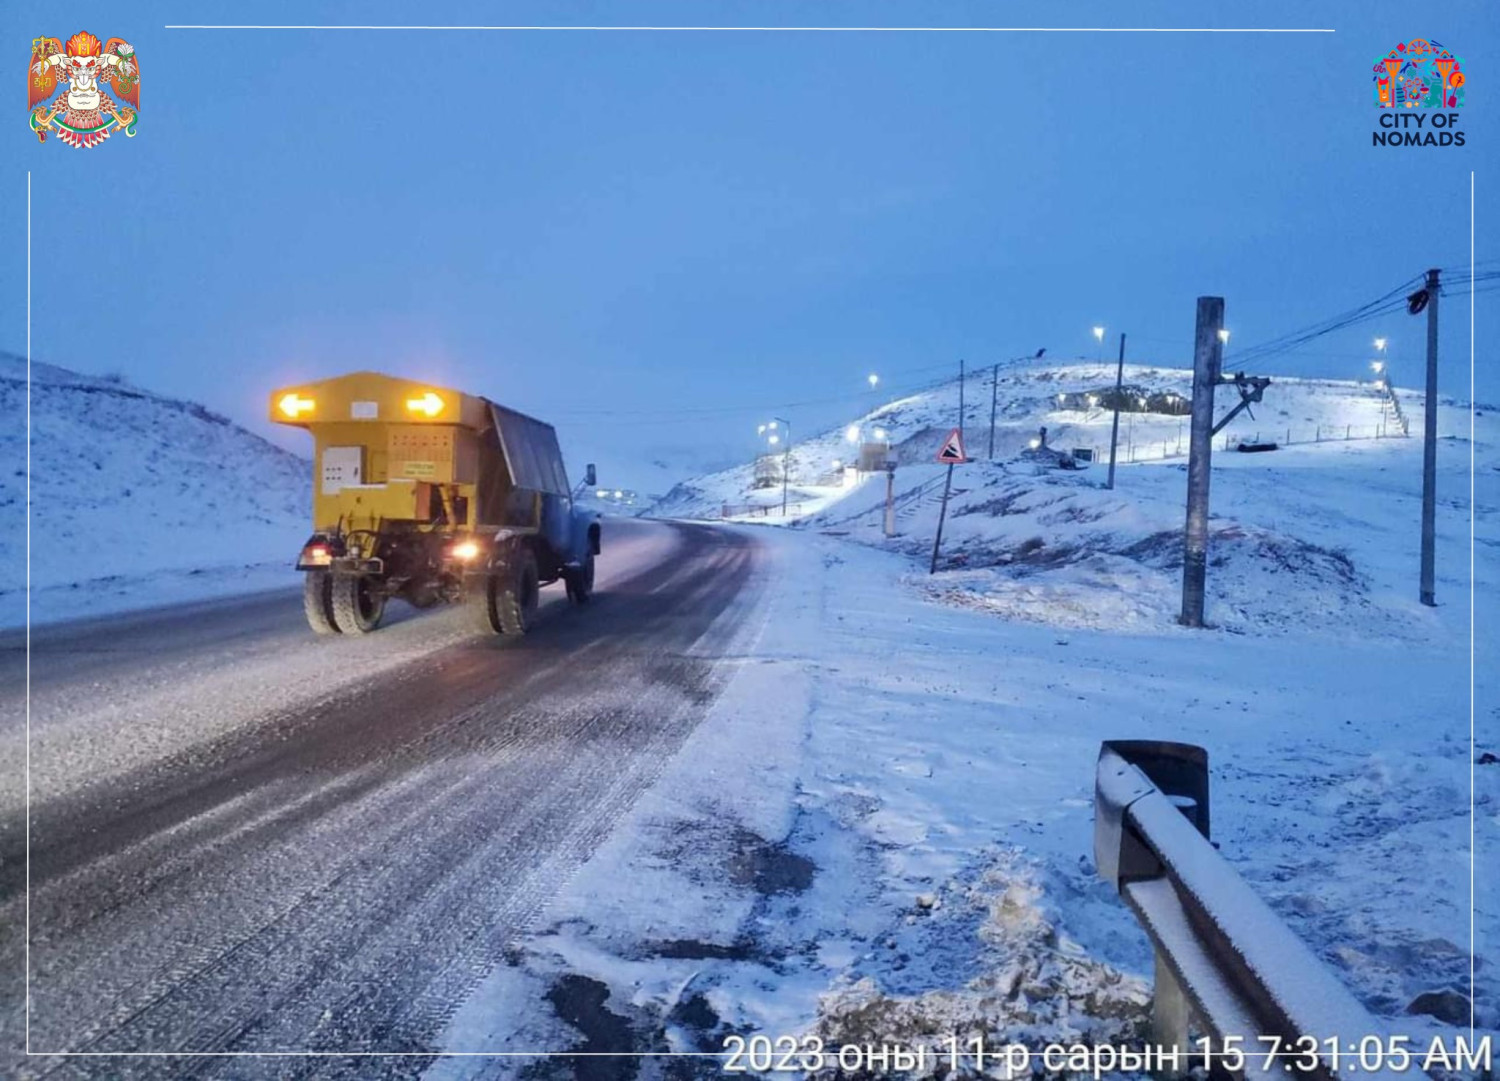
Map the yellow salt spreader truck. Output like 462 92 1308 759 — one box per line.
270 372 601 636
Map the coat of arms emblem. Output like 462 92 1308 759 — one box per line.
29 31 138 147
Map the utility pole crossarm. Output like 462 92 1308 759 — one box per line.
1210 374 1272 437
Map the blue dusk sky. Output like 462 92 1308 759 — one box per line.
2 1 1495 484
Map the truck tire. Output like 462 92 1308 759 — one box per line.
495 549 540 636
330 574 386 635
565 554 596 605
465 573 502 634
303 570 340 635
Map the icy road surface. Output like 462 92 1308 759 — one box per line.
0 519 766 1079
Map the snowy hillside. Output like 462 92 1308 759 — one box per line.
0 354 310 626
648 358 1492 637
649 359 1418 519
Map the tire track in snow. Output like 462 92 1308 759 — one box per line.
2 522 762 1080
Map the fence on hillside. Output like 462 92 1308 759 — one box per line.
721 501 805 519
1076 420 1405 467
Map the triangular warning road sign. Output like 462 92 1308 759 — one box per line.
935 427 968 464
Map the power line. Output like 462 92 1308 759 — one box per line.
556 266 1481 425
1224 273 1427 371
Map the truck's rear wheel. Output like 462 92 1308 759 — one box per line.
496 550 540 635
303 570 339 635
330 574 386 635
465 573 502 634
565 554 595 605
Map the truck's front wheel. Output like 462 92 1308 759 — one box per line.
496 549 540 635
303 570 339 635
330 574 387 635
565 554 595 605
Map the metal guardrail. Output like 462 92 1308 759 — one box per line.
1094 740 1406 1080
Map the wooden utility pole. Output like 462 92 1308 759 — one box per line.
1180 297 1225 628
1420 268 1440 606
988 362 999 459
1106 332 1127 490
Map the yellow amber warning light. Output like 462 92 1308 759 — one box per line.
405 391 445 417
278 393 315 418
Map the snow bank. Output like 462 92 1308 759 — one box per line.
0 353 310 626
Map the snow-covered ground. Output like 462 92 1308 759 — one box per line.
431 363 1495 1074
0 353 311 627
430 516 1494 1075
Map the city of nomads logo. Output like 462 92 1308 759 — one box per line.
1372 38 1465 147
28 32 138 148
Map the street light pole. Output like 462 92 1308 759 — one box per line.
772 415 792 517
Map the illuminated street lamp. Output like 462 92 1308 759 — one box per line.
1217 328 1231 345
1092 326 1105 364
1371 338 1390 389
768 416 792 515
845 424 861 444
873 427 887 441
867 373 879 389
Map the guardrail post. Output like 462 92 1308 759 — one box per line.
1152 953 1190 1078
1094 741 1409 1081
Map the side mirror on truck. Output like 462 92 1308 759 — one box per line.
584 463 597 488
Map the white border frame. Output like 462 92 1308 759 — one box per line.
29 16 1482 1061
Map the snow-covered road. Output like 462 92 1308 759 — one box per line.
0 519 768 1079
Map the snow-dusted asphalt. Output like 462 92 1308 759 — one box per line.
0 519 765 1079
